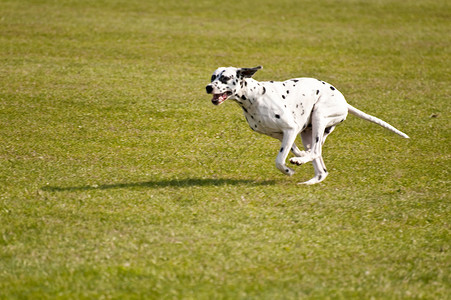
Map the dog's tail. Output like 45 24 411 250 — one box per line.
347 104 410 138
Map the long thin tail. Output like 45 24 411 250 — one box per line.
347 104 410 138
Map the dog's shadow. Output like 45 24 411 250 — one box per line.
42 177 276 192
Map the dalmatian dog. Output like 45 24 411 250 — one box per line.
205 66 409 185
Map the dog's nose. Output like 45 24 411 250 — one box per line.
206 85 213 94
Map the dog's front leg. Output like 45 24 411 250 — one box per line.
275 129 298 176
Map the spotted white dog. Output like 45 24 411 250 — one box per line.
206 66 409 185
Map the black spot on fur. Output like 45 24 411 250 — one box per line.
211 75 216 82
318 175 322 181
255 124 258 128
316 137 319 143
219 76 230 84
324 168 327 173
270 81 274 83
322 81 325 84
316 90 320 95
262 87 266 94
285 169 290 173
280 147 284 153
282 95 285 99
292 79 299 82
242 107 248 113
325 126 332 134
245 81 247 86
241 95 247 100
275 114 280 119
330 86 335 91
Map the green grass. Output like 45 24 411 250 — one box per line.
0 0 449 298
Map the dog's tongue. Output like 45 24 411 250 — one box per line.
212 93 228 104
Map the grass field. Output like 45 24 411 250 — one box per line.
0 0 450 298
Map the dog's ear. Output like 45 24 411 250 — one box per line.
237 66 262 79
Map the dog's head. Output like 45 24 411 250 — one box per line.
206 66 262 105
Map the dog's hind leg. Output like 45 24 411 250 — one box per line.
290 128 328 185
275 129 298 176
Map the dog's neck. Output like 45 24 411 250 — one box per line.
233 78 265 108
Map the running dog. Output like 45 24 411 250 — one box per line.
206 66 409 185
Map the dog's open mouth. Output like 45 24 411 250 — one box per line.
211 92 232 105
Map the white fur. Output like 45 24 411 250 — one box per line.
206 66 409 185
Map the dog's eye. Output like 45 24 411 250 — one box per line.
211 75 216 82
219 76 230 84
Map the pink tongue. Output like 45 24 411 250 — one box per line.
213 93 227 102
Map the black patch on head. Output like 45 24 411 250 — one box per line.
275 114 280 119
316 90 320 95
262 87 266 94
211 75 216 82
219 76 230 84
330 86 335 91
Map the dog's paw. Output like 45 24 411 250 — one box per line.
298 174 327 185
290 157 310 165
282 167 295 176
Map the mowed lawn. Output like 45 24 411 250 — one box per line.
0 0 449 298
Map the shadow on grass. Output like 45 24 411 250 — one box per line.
42 177 276 192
